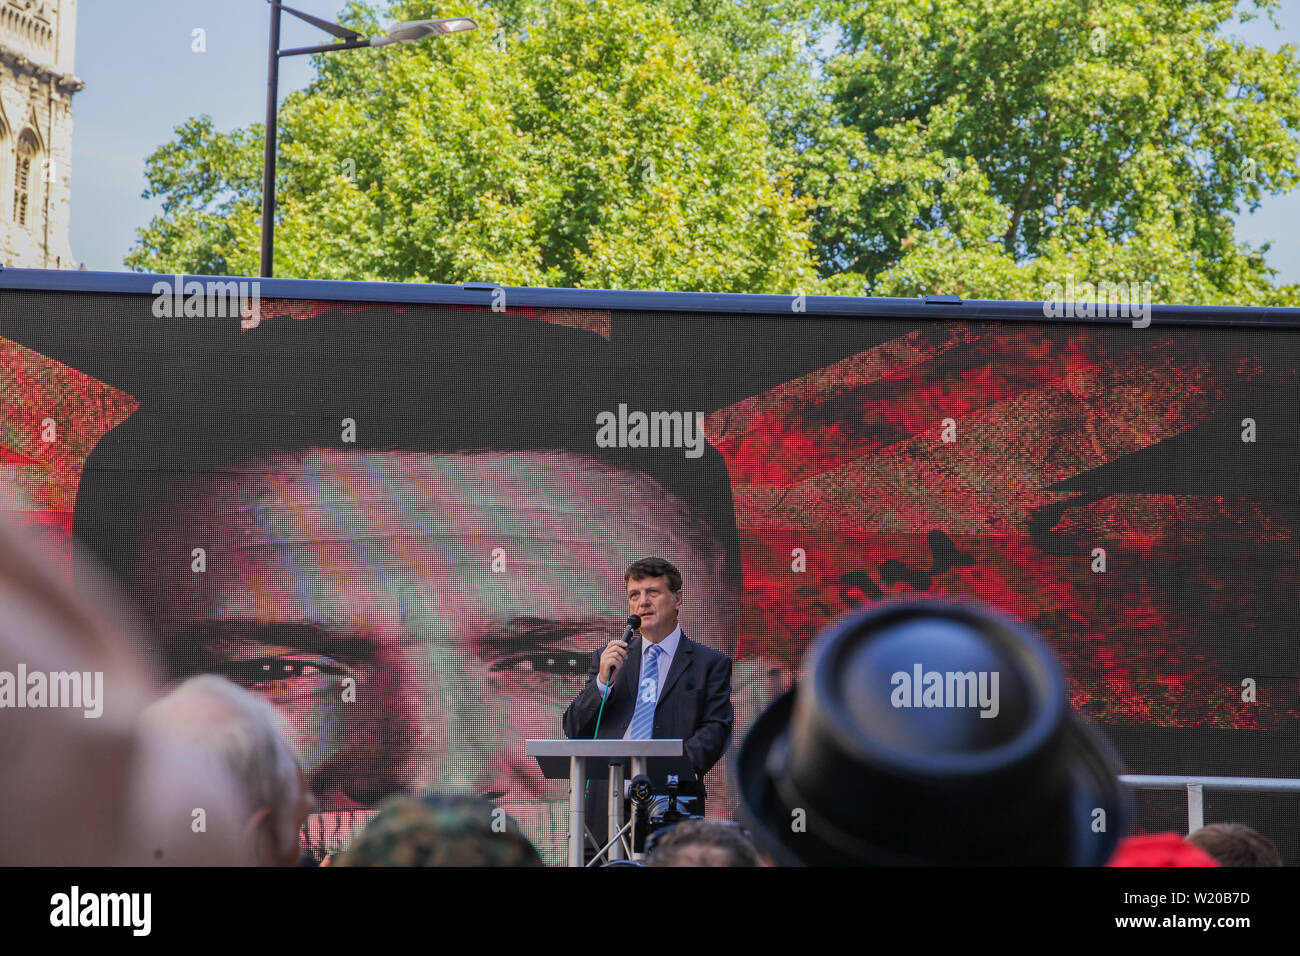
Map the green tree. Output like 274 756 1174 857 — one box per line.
127 0 819 292
810 0 1300 304
485 0 833 144
130 0 1300 306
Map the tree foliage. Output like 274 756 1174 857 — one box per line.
811 0 1300 303
128 0 1300 306
128 0 819 291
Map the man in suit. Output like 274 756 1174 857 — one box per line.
562 556 734 858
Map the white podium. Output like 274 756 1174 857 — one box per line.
525 738 684 867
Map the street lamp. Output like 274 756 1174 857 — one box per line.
260 3 477 277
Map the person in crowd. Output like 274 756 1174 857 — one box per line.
1106 832 1219 866
734 597 1131 865
646 820 762 866
0 495 248 865
1185 822 1282 867
334 792 543 866
140 674 316 866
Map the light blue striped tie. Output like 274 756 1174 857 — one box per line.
626 644 662 740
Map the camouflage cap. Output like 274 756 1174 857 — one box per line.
335 794 543 867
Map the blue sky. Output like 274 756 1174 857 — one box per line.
70 1 1300 284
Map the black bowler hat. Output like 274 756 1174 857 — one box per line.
735 599 1130 865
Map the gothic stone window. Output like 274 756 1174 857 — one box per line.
14 128 37 228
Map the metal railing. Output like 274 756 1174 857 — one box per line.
1119 775 1300 833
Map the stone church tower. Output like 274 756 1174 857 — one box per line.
0 0 79 269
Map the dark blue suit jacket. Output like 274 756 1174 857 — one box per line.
561 631 733 846
562 631 733 781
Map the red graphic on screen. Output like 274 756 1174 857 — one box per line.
703 323 1299 729
0 337 137 543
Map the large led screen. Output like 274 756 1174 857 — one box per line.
1 283 1296 865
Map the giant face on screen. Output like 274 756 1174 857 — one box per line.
105 448 734 812
1 286 1297 864
61 303 753 860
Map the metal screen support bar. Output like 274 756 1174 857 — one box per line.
1186 783 1204 833
1118 774 1300 837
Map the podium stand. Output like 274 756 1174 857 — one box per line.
526 738 684 867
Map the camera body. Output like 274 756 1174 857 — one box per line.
632 774 705 854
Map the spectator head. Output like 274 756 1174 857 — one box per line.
1107 832 1219 867
335 793 543 866
0 496 247 865
140 674 312 866
646 820 762 866
1186 823 1282 867
735 598 1131 865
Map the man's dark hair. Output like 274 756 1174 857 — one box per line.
1185 823 1282 867
625 557 683 593
72 307 742 601
646 820 761 867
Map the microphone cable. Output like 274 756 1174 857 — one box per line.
585 649 614 801
584 616 638 802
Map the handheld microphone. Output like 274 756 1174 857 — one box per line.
589 615 647 797
621 614 641 643
605 615 640 688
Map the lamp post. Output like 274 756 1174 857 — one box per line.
260 2 477 277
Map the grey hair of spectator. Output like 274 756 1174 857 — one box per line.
141 674 304 860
